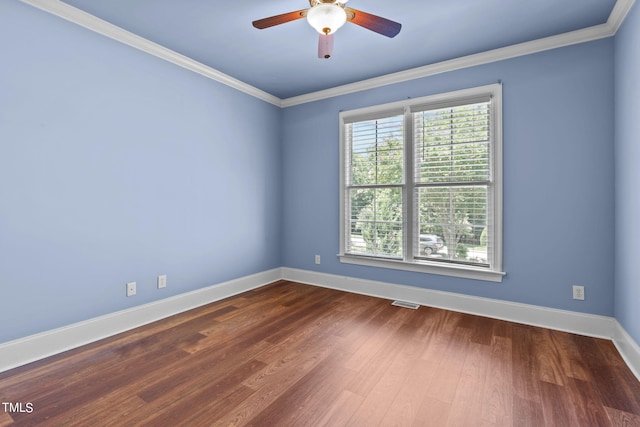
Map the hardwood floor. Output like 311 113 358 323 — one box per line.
1 280 639 426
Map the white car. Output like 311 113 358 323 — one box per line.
419 234 443 256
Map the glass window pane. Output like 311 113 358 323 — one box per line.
348 187 403 258
414 103 490 184
349 116 404 186
416 186 489 265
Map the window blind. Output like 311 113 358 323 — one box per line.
339 84 503 281
413 101 492 267
345 115 404 258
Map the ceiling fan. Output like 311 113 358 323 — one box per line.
252 0 401 59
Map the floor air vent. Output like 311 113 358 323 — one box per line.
391 300 420 310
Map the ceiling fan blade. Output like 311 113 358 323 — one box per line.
345 7 401 38
252 9 308 29
318 33 334 59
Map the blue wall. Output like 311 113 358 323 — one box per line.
282 39 616 316
0 2 282 343
615 2 640 346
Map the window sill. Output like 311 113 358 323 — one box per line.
338 254 505 283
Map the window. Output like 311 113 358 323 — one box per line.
339 84 504 282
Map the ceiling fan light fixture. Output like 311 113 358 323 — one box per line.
306 4 347 35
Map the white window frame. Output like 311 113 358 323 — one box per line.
338 84 505 282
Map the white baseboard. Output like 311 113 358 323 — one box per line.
612 320 640 381
0 268 281 373
3 266 639 382
281 267 615 338
282 267 640 381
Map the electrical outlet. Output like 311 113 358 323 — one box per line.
572 285 585 300
126 281 137 297
158 274 167 289
315 255 321 265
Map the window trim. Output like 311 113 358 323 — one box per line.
338 84 505 282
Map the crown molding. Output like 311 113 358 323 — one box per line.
281 0 636 107
280 23 614 107
20 0 283 107
21 0 636 109
608 0 637 31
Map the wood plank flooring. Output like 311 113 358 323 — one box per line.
1 280 639 426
